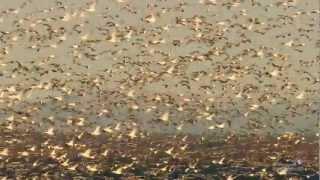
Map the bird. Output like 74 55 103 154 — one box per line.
80 149 95 159
44 127 55 136
160 112 170 122
0 148 9 157
90 126 101 136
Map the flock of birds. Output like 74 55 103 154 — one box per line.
0 0 319 178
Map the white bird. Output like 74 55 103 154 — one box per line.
114 123 121 131
76 118 85 126
145 14 156 23
68 164 78 171
277 167 288 175
127 90 135 97
296 92 305 99
165 147 174 155
160 112 170 122
66 139 74 147
86 164 98 172
285 40 294 47
91 126 101 136
44 127 55 136
80 149 94 159
62 13 71 22
103 127 114 134
250 104 259 111
216 123 225 129
108 32 117 43
128 128 138 139
112 166 124 174
166 66 175 74
102 149 109 156
270 69 279 77
86 2 96 12
0 148 9 156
